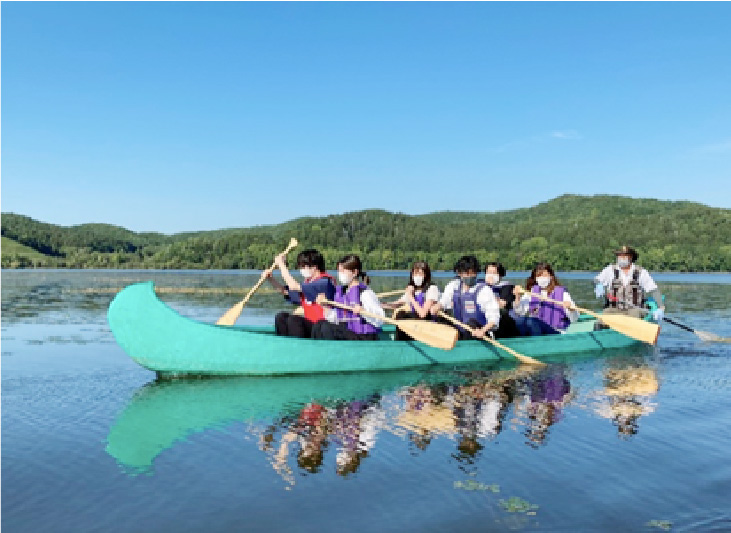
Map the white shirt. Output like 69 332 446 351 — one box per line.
325 287 385 327
438 279 500 327
396 284 441 304
514 288 580 325
595 264 658 293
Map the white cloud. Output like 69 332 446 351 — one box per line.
494 130 582 153
550 130 582 140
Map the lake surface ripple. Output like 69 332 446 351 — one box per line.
2 270 731 532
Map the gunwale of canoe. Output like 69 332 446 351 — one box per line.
108 282 649 376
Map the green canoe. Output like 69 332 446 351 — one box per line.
108 281 650 377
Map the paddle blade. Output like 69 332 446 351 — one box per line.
396 320 458 350
696 330 729 342
599 313 661 345
216 301 244 326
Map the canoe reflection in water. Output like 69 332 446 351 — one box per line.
105 357 661 483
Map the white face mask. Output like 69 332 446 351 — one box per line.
536 276 551 289
299 268 313 280
486 274 500 286
412 275 424 287
338 272 354 285
617 258 631 268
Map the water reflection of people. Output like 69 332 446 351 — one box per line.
450 373 518 465
262 394 386 484
332 395 384 476
595 363 659 439
521 366 573 448
397 385 455 455
262 402 332 485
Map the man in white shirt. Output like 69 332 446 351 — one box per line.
594 246 665 321
430 256 500 340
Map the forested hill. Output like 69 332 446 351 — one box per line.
2 195 730 271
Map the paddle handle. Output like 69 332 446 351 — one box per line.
240 238 298 307
216 238 298 325
515 287 595 318
322 299 394 326
438 312 544 366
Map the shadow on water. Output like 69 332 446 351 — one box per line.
105 351 664 482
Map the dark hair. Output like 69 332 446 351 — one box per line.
454 255 480 274
338 254 370 285
526 262 560 293
296 249 326 272
409 261 432 290
485 261 506 278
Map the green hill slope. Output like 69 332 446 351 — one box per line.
3 195 730 271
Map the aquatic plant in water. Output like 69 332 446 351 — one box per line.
453 480 500 492
499 497 539 515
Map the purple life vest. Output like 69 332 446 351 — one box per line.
529 285 570 330
335 283 380 335
453 281 487 331
411 290 426 313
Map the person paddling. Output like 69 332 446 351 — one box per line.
267 249 336 338
383 261 441 340
313 255 384 341
484 261 519 339
594 245 665 321
430 255 500 340
513 262 579 335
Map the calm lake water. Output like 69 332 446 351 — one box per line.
2 269 731 532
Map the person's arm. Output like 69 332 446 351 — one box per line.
561 291 580 323
433 280 457 315
264 268 288 296
381 289 409 310
639 270 665 319
512 286 531 316
473 288 500 338
359 289 385 327
594 266 612 298
414 285 441 319
274 253 301 292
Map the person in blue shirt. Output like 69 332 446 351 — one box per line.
266 249 336 338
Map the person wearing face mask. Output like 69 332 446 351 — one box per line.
430 255 500 341
267 249 336 338
594 246 665 321
382 261 441 341
484 262 520 339
312 255 384 341
513 262 579 335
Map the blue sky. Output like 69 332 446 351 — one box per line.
2 2 730 234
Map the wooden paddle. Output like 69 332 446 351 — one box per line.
438 312 545 366
611 298 727 342
294 289 410 317
515 287 660 345
322 299 458 351
216 238 298 326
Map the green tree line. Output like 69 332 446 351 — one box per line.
3 195 730 272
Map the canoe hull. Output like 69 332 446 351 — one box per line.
108 282 650 376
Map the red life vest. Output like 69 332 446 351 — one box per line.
300 272 335 323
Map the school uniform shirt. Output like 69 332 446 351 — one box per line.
438 279 500 328
595 264 659 292
514 288 580 324
396 285 441 305
324 287 385 328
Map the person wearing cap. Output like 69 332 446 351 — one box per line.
594 246 665 321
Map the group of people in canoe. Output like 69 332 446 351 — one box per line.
263 245 665 342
